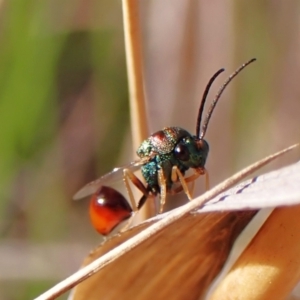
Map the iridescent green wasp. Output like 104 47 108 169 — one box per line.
74 58 256 235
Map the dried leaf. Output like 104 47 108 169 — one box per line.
36 147 299 300
199 160 300 212
70 159 300 300
71 211 257 300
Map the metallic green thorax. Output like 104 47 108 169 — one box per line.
136 127 209 194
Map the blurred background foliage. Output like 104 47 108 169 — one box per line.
0 1 299 299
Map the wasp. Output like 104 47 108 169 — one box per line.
74 58 256 235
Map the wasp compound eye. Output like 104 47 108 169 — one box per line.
174 143 190 161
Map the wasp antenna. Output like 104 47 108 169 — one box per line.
199 58 256 139
196 68 225 138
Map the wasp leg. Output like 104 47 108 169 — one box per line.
169 169 200 196
137 193 150 210
123 169 148 212
204 168 210 191
169 177 196 198
183 168 210 191
121 169 150 233
157 169 167 213
186 168 210 191
171 166 207 200
189 178 195 198
169 168 209 200
171 166 193 200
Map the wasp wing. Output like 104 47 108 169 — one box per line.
73 160 146 200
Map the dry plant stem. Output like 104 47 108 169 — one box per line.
34 144 298 300
122 0 148 150
209 205 300 300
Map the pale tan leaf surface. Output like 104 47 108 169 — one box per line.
199 161 300 212
210 204 300 300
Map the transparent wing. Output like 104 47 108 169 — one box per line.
73 159 146 200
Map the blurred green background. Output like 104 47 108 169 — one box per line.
0 1 299 299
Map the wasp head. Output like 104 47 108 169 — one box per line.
173 136 209 170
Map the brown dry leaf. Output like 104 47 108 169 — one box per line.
72 211 257 300
71 159 300 300
34 147 298 300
